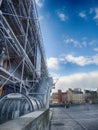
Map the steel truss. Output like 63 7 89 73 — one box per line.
0 0 49 98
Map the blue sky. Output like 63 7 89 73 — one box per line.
35 0 98 92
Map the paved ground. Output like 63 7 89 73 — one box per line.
49 104 98 130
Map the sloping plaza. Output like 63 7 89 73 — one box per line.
50 104 98 130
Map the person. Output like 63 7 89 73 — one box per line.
66 103 70 108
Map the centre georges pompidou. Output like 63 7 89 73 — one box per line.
0 0 52 123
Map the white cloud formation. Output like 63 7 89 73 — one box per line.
59 54 98 66
94 8 98 20
78 8 98 25
57 12 68 21
89 8 93 14
64 38 81 47
89 40 96 45
52 71 98 93
94 48 98 52
65 55 89 66
79 12 86 19
39 13 50 21
47 57 59 70
39 15 44 20
35 0 43 7
63 36 97 48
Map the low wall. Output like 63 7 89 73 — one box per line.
0 109 49 130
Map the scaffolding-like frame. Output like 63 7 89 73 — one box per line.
0 0 49 99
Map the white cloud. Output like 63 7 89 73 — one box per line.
94 48 98 52
64 38 81 47
63 36 97 48
52 71 98 92
94 8 98 20
35 0 43 7
57 12 68 21
78 8 98 25
60 54 98 66
89 8 93 14
65 55 91 66
89 40 96 45
39 13 50 21
79 12 86 19
81 41 87 47
47 57 59 70
39 15 44 20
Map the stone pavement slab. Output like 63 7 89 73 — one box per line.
50 104 98 130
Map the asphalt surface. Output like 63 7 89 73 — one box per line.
49 104 98 130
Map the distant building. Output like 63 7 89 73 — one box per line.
72 91 85 104
50 90 67 104
50 92 58 104
67 88 85 104
58 90 67 104
84 90 98 104
50 88 98 105
62 92 67 104
58 90 62 104
67 89 73 103
74 88 81 92
84 90 91 103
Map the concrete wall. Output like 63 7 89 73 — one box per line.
0 109 49 130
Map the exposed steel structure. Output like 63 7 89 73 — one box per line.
0 0 52 123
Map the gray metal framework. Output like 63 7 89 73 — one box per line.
0 0 52 108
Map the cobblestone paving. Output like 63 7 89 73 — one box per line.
50 104 98 130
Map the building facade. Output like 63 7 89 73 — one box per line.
67 88 85 104
50 92 58 104
84 90 98 104
72 92 85 104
